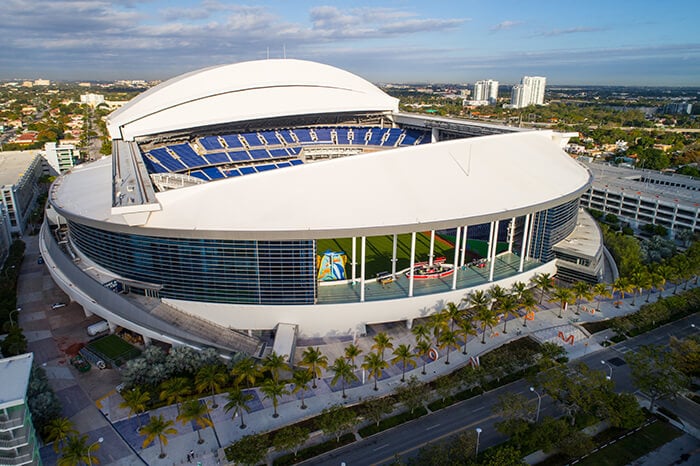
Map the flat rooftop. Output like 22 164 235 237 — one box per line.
0 353 33 410
585 161 700 206
553 209 602 259
0 150 41 188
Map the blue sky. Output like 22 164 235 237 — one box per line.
1 0 698 85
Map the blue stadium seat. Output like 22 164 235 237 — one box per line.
382 128 403 147
249 149 270 160
202 166 224 179
276 162 292 168
222 134 243 148
204 152 230 165
335 127 350 144
189 170 209 181
295 129 313 143
222 169 241 177
259 131 277 145
315 128 332 143
256 164 277 172
200 136 223 150
401 129 427 145
228 151 252 162
239 166 257 175
289 159 304 166
148 148 187 171
352 128 369 144
169 143 205 168
241 132 262 147
268 148 288 158
286 147 299 156
367 129 385 145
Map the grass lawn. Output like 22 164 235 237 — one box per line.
575 420 682 466
87 334 141 366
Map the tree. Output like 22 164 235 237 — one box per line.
58 434 98 466
263 351 288 382
435 375 458 402
493 392 536 424
318 404 357 442
488 284 508 312
260 378 290 418
230 357 260 389
392 343 417 381
443 301 462 332
415 339 432 375
273 425 309 458
158 376 191 414
395 376 428 413
475 305 499 344
329 357 358 398
669 336 700 377
195 364 227 409
520 291 538 327
428 311 449 349
344 343 362 369
572 281 592 314
457 313 477 354
612 277 632 302
411 322 431 344
227 434 268 466
224 388 254 429
362 351 388 391
532 272 553 304
177 399 212 444
481 444 524 466
299 347 328 389
118 387 150 430
141 414 178 458
498 294 520 334
45 417 77 453
438 329 459 364
291 369 313 410
628 344 689 411
592 282 612 311
362 397 394 427
549 286 574 319
372 331 394 362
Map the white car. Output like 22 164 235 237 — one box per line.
51 302 66 310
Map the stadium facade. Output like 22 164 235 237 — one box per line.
42 59 594 356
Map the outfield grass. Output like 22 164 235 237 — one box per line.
575 420 682 466
87 334 141 366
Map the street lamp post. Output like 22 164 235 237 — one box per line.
601 360 613 380
8 308 19 327
87 437 103 466
475 427 482 457
530 386 542 423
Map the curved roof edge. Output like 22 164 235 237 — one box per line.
107 59 399 141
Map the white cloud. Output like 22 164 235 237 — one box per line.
490 20 523 32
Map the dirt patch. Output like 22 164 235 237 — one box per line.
64 342 85 357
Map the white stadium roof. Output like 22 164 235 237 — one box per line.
107 59 399 141
54 131 591 240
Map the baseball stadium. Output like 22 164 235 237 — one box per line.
41 59 595 356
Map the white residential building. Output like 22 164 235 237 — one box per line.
509 76 547 108
473 80 499 105
43 142 79 175
80 93 105 108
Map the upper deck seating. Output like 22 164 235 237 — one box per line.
314 128 333 143
335 128 350 145
200 136 224 150
222 134 244 148
382 128 403 146
259 131 278 145
202 166 225 179
205 152 231 165
228 152 252 162
268 148 288 158
351 128 369 145
148 148 188 171
249 149 271 160
367 129 385 145
241 132 262 147
169 143 204 168
293 129 313 143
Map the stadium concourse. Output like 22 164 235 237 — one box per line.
42 58 597 361
52 285 691 466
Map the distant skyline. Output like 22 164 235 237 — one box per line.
1 0 699 86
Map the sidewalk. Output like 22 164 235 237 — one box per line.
97 283 698 465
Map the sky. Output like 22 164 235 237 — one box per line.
1 0 699 86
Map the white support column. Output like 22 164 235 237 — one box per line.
452 226 461 290
489 220 499 282
486 221 495 262
108 321 117 334
391 234 398 277
519 214 530 272
526 213 535 260
508 217 516 252
352 237 357 284
360 236 366 302
408 232 416 297
429 230 435 266
461 226 468 266
142 335 152 347
431 127 439 143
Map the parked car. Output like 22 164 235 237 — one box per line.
51 302 66 310
37 256 44 264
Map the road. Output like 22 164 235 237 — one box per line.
302 314 700 466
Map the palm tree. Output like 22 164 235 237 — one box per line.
177 399 212 444
391 344 417 381
648 271 665 302
260 378 290 418
654 264 673 300
411 323 431 344
572 281 592 314
549 285 574 319
456 313 477 354
58 434 96 466
466 289 490 311
428 311 448 349
592 282 612 311
119 387 150 430
612 277 632 303
629 269 651 306
371 332 394 362
511 281 528 301
520 291 538 327
159 376 191 414
532 272 553 304
443 301 462 332
488 284 508 311
498 294 519 334
45 417 77 453
362 352 388 391
475 305 498 344
195 364 227 409
230 357 260 389
291 369 313 410
299 347 328 389
438 329 459 365
344 343 363 370
415 340 432 375
329 357 358 398
141 414 178 459
263 351 288 382
224 387 254 429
